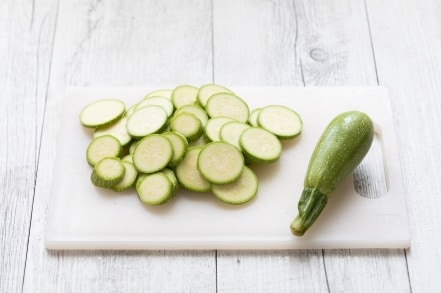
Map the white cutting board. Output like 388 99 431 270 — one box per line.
46 87 410 250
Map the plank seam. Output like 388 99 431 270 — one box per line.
363 0 380 85
21 1 61 292
404 250 413 293
292 0 305 86
321 250 331 293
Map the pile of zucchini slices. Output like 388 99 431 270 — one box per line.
80 84 302 205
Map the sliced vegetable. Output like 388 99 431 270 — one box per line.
136 172 176 205
132 134 173 173
136 96 174 117
196 84 233 108
112 161 138 191
204 117 235 142
86 135 122 166
91 157 125 189
197 141 244 184
126 105 168 138
145 89 173 99
290 111 374 236
170 112 203 142
239 127 282 164
205 93 249 122
220 121 251 150
249 108 261 127
80 99 126 128
80 85 305 207
175 147 211 192
161 131 189 168
171 85 199 109
174 104 209 126
258 105 302 139
211 166 258 205
94 117 131 146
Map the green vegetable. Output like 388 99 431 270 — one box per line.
290 111 374 236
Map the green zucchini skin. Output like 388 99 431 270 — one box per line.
291 111 374 236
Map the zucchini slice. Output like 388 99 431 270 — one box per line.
174 105 209 126
86 135 122 166
132 134 173 173
91 157 126 189
170 112 203 142
249 108 261 127
239 127 282 164
220 121 251 151
136 172 176 205
175 147 211 192
161 131 189 168
135 96 174 117
145 89 173 99
204 117 235 142
257 105 302 139
171 85 199 109
205 93 249 123
94 117 131 146
80 99 126 128
197 142 244 184
112 161 138 191
196 84 233 108
211 166 258 205
126 105 168 138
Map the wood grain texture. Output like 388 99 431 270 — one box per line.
24 0 216 292
367 0 441 291
293 1 410 292
0 0 58 292
214 0 409 292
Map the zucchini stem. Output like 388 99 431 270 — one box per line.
290 188 328 236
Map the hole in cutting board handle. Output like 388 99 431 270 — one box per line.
353 125 388 199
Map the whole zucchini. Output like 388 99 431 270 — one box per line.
290 111 374 236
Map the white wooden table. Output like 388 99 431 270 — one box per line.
1 0 440 292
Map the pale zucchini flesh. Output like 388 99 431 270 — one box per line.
136 96 174 117
197 142 244 184
204 117 235 142
80 99 126 128
171 85 199 109
220 121 251 151
170 112 203 142
112 161 138 191
211 166 258 205
86 135 122 166
196 84 233 108
132 134 173 173
175 147 211 192
126 105 168 138
91 157 125 189
174 104 209 126
257 105 302 139
239 127 282 164
136 172 175 205
94 117 131 146
161 131 189 168
205 93 250 122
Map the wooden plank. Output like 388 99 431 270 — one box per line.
293 0 410 292
0 0 58 292
23 0 216 292
213 0 328 291
367 0 441 291
214 0 410 292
